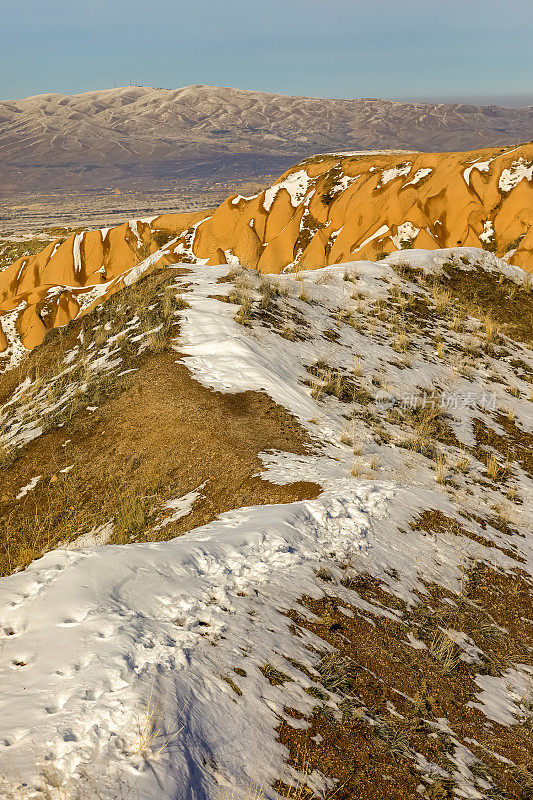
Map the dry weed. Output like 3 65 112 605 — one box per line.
435 454 448 484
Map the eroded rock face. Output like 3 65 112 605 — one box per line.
0 211 206 365
184 144 533 273
1 144 532 367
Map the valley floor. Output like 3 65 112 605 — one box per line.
0 177 277 235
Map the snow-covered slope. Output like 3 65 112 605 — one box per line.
0 250 532 799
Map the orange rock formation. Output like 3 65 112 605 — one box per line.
1 143 532 365
186 144 533 272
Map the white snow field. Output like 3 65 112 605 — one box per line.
0 250 532 799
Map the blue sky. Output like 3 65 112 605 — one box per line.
1 0 532 104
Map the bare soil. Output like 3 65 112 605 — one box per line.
0 351 320 575
277 563 533 800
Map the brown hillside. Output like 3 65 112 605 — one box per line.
1 143 532 365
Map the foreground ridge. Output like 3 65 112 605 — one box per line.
0 251 531 799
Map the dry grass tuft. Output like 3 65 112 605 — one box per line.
340 427 353 446
258 279 277 311
373 717 413 758
133 687 182 759
455 454 470 473
435 454 448 484
506 485 518 503
392 332 410 353
112 493 154 545
400 403 447 458
232 290 253 325
485 453 508 482
280 326 297 341
218 784 265 800
427 631 461 674
343 268 359 283
350 459 363 478
298 286 312 303
432 286 452 314
315 566 333 582
308 366 359 404
260 663 291 686
316 652 355 695
0 435 16 470
483 316 501 343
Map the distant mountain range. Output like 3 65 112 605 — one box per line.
1 85 532 199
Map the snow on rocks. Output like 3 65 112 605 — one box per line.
378 162 412 187
463 159 492 187
0 300 31 373
0 233 177 375
232 192 260 205
128 220 143 246
72 232 84 274
351 225 390 254
403 168 433 187
498 157 533 193
334 172 361 193
479 220 495 245
391 221 420 249
263 169 312 211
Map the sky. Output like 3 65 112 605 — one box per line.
1 0 532 105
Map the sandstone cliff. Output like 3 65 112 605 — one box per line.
184 144 533 273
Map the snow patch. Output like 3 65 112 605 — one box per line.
378 162 412 187
403 168 433 187
352 225 390 253
263 170 311 211
498 158 533 192
391 222 420 249
72 233 84 274
463 159 491 187
154 483 207 530
479 221 494 244
469 666 533 725
16 475 41 500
